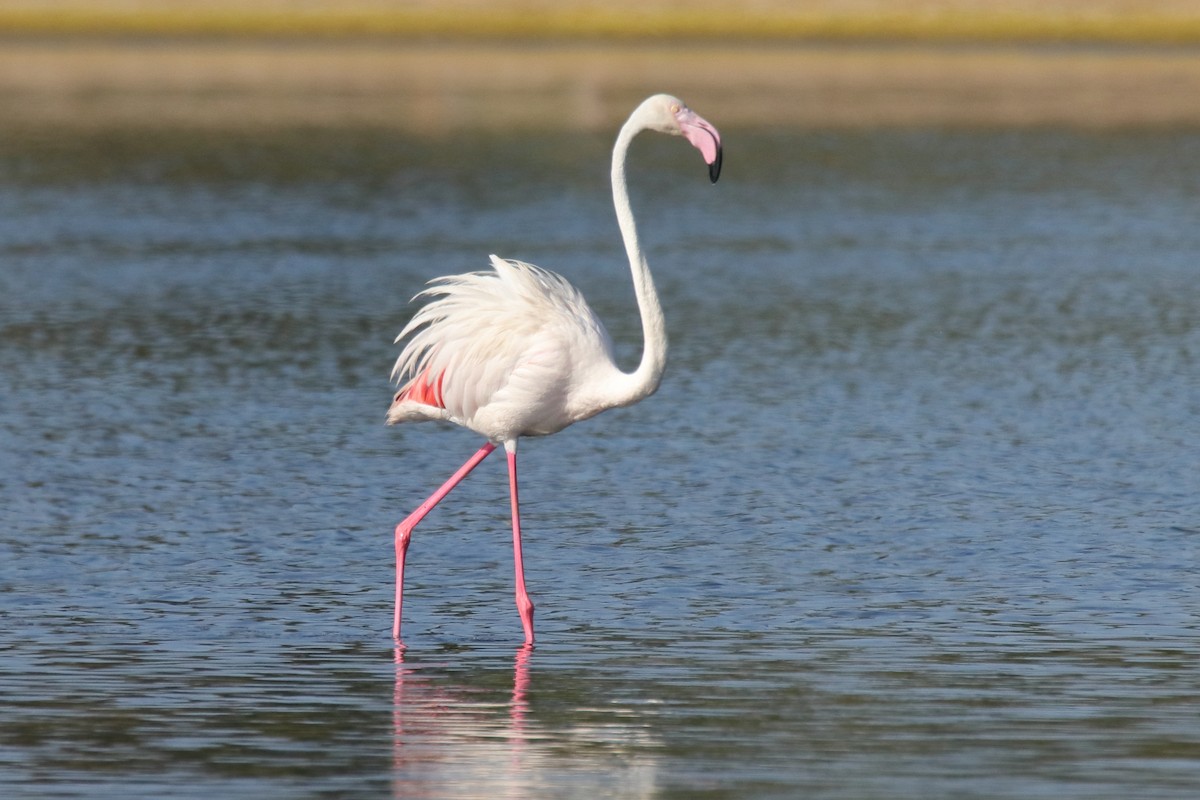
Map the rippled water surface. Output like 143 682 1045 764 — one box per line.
2 123 1200 799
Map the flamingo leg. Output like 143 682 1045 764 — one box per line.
393 441 496 640
505 444 536 645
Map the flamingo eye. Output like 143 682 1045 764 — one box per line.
670 103 681 114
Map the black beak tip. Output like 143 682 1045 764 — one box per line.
708 148 723 184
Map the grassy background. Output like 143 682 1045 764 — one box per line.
3 0 1200 44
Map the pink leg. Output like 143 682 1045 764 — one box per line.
394 441 496 640
506 445 535 646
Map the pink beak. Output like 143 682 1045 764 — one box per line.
677 109 723 183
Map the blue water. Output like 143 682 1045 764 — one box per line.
2 124 1200 798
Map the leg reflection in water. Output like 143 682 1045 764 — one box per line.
391 644 534 799
390 643 658 799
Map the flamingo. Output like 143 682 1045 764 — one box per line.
387 93 723 645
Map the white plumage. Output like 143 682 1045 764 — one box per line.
388 256 619 440
386 93 723 645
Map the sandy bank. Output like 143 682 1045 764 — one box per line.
4 41 1200 130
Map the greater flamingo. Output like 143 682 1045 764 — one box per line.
387 93 722 645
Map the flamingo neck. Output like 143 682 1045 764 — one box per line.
610 121 667 405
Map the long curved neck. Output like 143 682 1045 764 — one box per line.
611 122 667 403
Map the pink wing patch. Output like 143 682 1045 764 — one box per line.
395 368 446 409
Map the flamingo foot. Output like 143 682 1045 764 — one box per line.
516 593 535 646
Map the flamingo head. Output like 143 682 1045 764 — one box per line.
636 94 723 184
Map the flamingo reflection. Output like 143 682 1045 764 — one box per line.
391 644 533 799
391 644 657 799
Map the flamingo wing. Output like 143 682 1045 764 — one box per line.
388 255 615 436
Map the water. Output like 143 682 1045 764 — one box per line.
2 122 1200 799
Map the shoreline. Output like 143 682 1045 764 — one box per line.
5 39 1200 130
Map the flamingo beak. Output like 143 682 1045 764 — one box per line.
708 142 723 184
677 109 723 184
